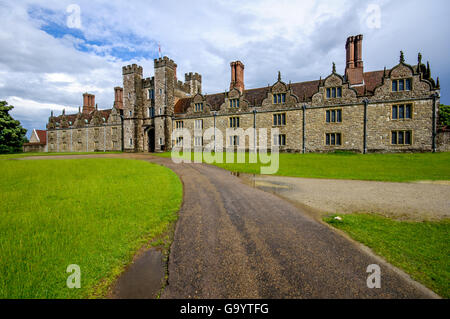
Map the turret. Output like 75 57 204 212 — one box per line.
185 72 202 95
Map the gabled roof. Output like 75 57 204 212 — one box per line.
35 130 47 144
24 129 47 146
51 109 113 125
173 70 387 114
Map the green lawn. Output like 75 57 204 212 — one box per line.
154 151 450 182
0 151 122 159
0 158 182 298
324 214 449 298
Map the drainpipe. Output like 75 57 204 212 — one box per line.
253 109 257 152
86 126 89 152
120 115 124 152
171 116 174 151
104 123 106 152
213 111 217 152
363 98 369 154
302 104 306 154
432 92 439 153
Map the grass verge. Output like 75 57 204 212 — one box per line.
0 158 182 298
153 151 450 182
324 214 449 298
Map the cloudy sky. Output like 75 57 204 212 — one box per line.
0 0 448 137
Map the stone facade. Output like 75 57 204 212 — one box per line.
437 129 450 152
46 95 123 153
46 34 446 153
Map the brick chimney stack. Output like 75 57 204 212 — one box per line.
345 35 364 85
82 93 95 114
114 87 123 109
230 61 245 93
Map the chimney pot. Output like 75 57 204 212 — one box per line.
230 61 245 93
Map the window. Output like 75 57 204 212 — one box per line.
325 133 342 146
273 134 286 146
229 99 240 108
391 130 412 145
392 104 412 120
148 107 154 117
195 119 203 129
229 135 239 146
195 136 203 146
195 103 204 112
176 121 184 129
326 87 342 99
229 117 240 128
326 109 342 123
159 138 163 145
159 89 163 95
273 113 286 126
129 110 132 117
159 108 162 115
129 138 133 146
176 136 183 146
147 89 154 100
392 79 412 92
273 93 286 104
405 79 411 91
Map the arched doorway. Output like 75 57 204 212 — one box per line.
148 128 155 152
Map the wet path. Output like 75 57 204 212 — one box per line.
22 154 439 298
145 156 438 299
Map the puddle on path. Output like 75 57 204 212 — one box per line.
111 248 164 299
235 172 291 195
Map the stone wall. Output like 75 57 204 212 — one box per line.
437 129 450 152
47 124 122 152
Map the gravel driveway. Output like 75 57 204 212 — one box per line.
241 174 450 221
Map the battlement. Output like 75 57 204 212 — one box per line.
176 80 191 93
122 64 143 75
142 76 155 88
154 56 177 69
185 72 202 82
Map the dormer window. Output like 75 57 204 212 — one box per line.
195 103 204 112
273 93 286 104
229 99 240 108
392 79 411 92
326 87 342 99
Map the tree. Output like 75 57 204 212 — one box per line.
439 104 450 127
0 101 27 153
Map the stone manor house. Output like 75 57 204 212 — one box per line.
46 34 445 153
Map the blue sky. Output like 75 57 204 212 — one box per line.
0 0 448 138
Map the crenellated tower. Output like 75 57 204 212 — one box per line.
154 57 177 151
122 64 143 151
185 72 202 96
